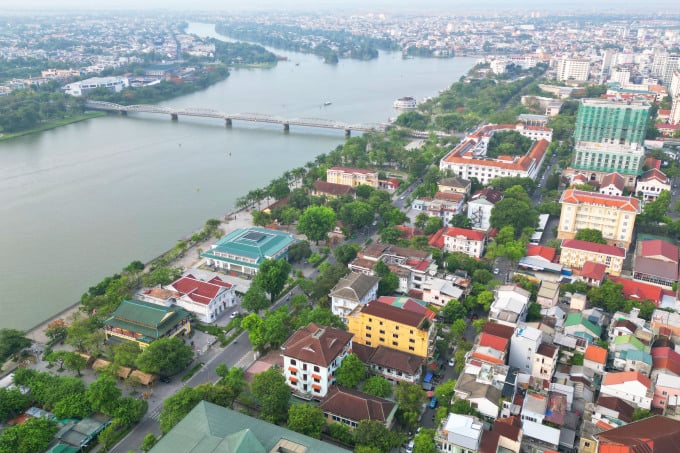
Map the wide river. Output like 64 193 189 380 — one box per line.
0 23 475 331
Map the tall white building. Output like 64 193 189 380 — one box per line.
556 57 590 82
508 323 542 374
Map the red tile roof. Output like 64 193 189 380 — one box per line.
428 228 446 249
639 168 669 184
644 157 662 170
608 276 664 304
561 239 626 257
320 386 396 424
526 245 557 262
581 261 607 281
434 191 465 202
471 188 504 204
328 166 377 175
640 239 678 263
651 346 680 376
602 371 651 389
596 415 680 453
359 301 426 328
560 189 640 212
597 395 634 423
482 322 515 340
444 227 486 241
600 172 625 191
313 180 356 196
479 332 509 352
376 296 436 320
584 345 607 365
281 323 353 367
169 274 232 305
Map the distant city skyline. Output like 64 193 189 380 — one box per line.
6 0 680 13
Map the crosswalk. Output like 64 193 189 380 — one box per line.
146 405 162 421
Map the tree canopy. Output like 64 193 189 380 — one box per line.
136 337 194 377
253 259 291 303
252 368 290 423
297 206 337 244
574 228 607 244
287 404 326 439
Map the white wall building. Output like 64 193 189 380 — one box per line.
509 324 543 373
443 227 486 258
599 371 653 410
63 76 129 96
489 285 530 327
329 272 380 321
467 188 503 231
435 413 484 453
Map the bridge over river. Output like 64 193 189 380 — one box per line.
85 100 391 137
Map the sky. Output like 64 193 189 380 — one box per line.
5 0 680 13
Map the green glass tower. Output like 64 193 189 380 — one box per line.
573 98 650 146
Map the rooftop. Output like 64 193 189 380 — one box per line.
104 299 190 341
281 323 353 367
329 272 380 303
596 415 680 453
202 227 296 267
319 386 396 424
561 239 626 258
560 189 640 212
354 301 427 328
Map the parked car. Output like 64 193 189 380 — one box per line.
429 397 438 409
448 358 455 367
230 312 239 318
493 267 500 275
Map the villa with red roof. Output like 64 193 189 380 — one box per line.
608 276 664 306
557 189 640 248
599 172 625 197
443 227 487 258
635 168 671 201
525 245 556 263
599 371 653 409
140 272 236 323
633 239 679 290
580 261 607 286
559 239 626 276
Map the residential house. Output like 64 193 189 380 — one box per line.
437 177 472 196
599 172 626 196
521 421 560 452
329 272 380 321
557 189 640 248
633 239 679 289
651 346 680 380
326 166 378 188
536 281 560 308
478 417 523 453
521 392 547 425
580 261 607 286
149 401 350 453
599 371 652 409
375 296 436 322
281 323 353 398
532 343 559 382
489 285 531 327
653 373 680 412
569 293 588 311
617 349 653 376
508 324 542 374
454 373 503 420
636 168 671 201
595 415 680 453
346 301 435 359
319 386 397 430
312 180 356 199
564 313 602 343
435 413 484 453
609 276 665 306
201 227 297 276
583 345 608 375
104 299 191 348
473 323 514 366
352 344 423 384
650 309 680 339
420 276 465 307
443 227 486 258
610 335 649 372
467 188 504 231
411 192 466 225
594 395 635 425
559 239 626 277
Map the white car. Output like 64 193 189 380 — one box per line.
448 358 455 367
230 312 238 318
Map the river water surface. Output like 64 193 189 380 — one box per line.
0 23 475 330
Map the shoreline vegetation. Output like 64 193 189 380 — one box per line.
0 112 106 141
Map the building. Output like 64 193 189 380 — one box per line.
489 285 531 327
536 280 560 308
559 239 626 276
63 76 128 96
139 272 236 323
532 343 558 381
556 56 590 82
564 313 602 343
319 386 396 430
568 143 645 187
508 324 542 373
442 227 486 258
420 276 465 307
467 188 504 231
149 401 350 453
557 189 640 248
600 371 653 409
312 180 356 198
635 168 671 201
479 417 522 453
103 299 191 348
435 413 484 453
595 415 680 453
583 344 608 375
346 301 435 359
281 323 353 398
633 239 679 289
653 373 680 412
411 192 466 224
352 344 423 383
437 177 472 196
329 272 380 321
201 227 296 276
599 172 626 196
326 166 378 188
573 98 650 145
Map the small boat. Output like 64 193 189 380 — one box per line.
295 63 300 66
323 101 332 106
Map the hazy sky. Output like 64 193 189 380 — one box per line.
5 0 680 13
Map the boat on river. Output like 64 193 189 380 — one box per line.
393 96 417 109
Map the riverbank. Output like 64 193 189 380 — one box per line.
0 112 106 142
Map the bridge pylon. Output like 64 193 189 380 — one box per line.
345 129 351 138
283 123 290 132
225 118 232 127
170 113 178 121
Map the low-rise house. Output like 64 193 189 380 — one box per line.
595 415 680 453
435 413 484 453
559 239 626 277
442 227 486 258
329 272 380 321
536 280 560 308
521 420 560 452
564 313 602 343
352 344 422 383
454 373 502 420
583 345 608 375
104 299 191 348
467 188 504 231
610 335 649 371
651 346 680 380
599 371 653 410
633 239 679 289
489 285 531 327
579 261 607 286
312 180 356 198
653 373 680 412
594 395 635 425
635 168 671 201
599 172 625 196
532 343 558 382
438 176 472 196
281 323 353 398
650 309 680 339
201 227 297 276
609 276 665 306
478 417 523 453
618 349 653 376
319 386 396 430
521 392 547 425
508 324 542 373
420 276 465 307
411 192 466 224
454 361 514 420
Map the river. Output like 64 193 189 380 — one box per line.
0 22 475 331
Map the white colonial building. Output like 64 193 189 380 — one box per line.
443 227 486 258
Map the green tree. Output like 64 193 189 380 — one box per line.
640 190 671 224
287 241 312 263
328 422 354 445
413 428 437 453
253 259 292 303
574 228 607 244
52 392 92 419
362 376 393 398
377 272 399 296
472 319 487 334
333 243 361 265
0 388 29 422
140 433 158 452
114 397 148 426
335 353 365 388
449 214 472 228
287 404 326 439
252 210 272 227
440 299 466 323
0 417 58 453
424 216 443 235
86 374 122 416
241 313 266 351
588 280 626 313
0 329 31 363
61 351 87 376
393 382 425 431
632 408 652 421
339 201 375 231
355 420 405 452
252 368 290 423
490 197 538 233
526 302 542 322
268 178 291 200
241 284 271 312
112 340 142 368
451 319 467 338
215 365 247 396
297 206 337 244
263 307 293 349
136 337 194 377
450 398 479 416
159 387 202 433
97 418 123 451
434 379 456 406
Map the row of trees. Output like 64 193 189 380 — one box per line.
0 86 86 133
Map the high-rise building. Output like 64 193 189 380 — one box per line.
556 57 590 82
671 98 680 126
670 70 680 100
571 142 645 184
662 55 680 90
573 98 650 145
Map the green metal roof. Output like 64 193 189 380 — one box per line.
620 349 652 365
201 227 296 267
613 334 646 351
565 313 602 337
150 401 350 453
105 299 190 340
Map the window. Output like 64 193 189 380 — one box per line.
393 334 399 339
366 333 371 338
392 341 398 346
290 359 296 365
303 364 307 370
409 346 415 351
379 337 385 343
313 366 319 372
366 325 372 331
409 339 416 343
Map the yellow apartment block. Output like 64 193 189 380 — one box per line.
326 166 379 188
559 239 626 277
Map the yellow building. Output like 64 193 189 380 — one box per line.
326 166 378 188
346 301 435 359
558 189 640 248
559 239 626 277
